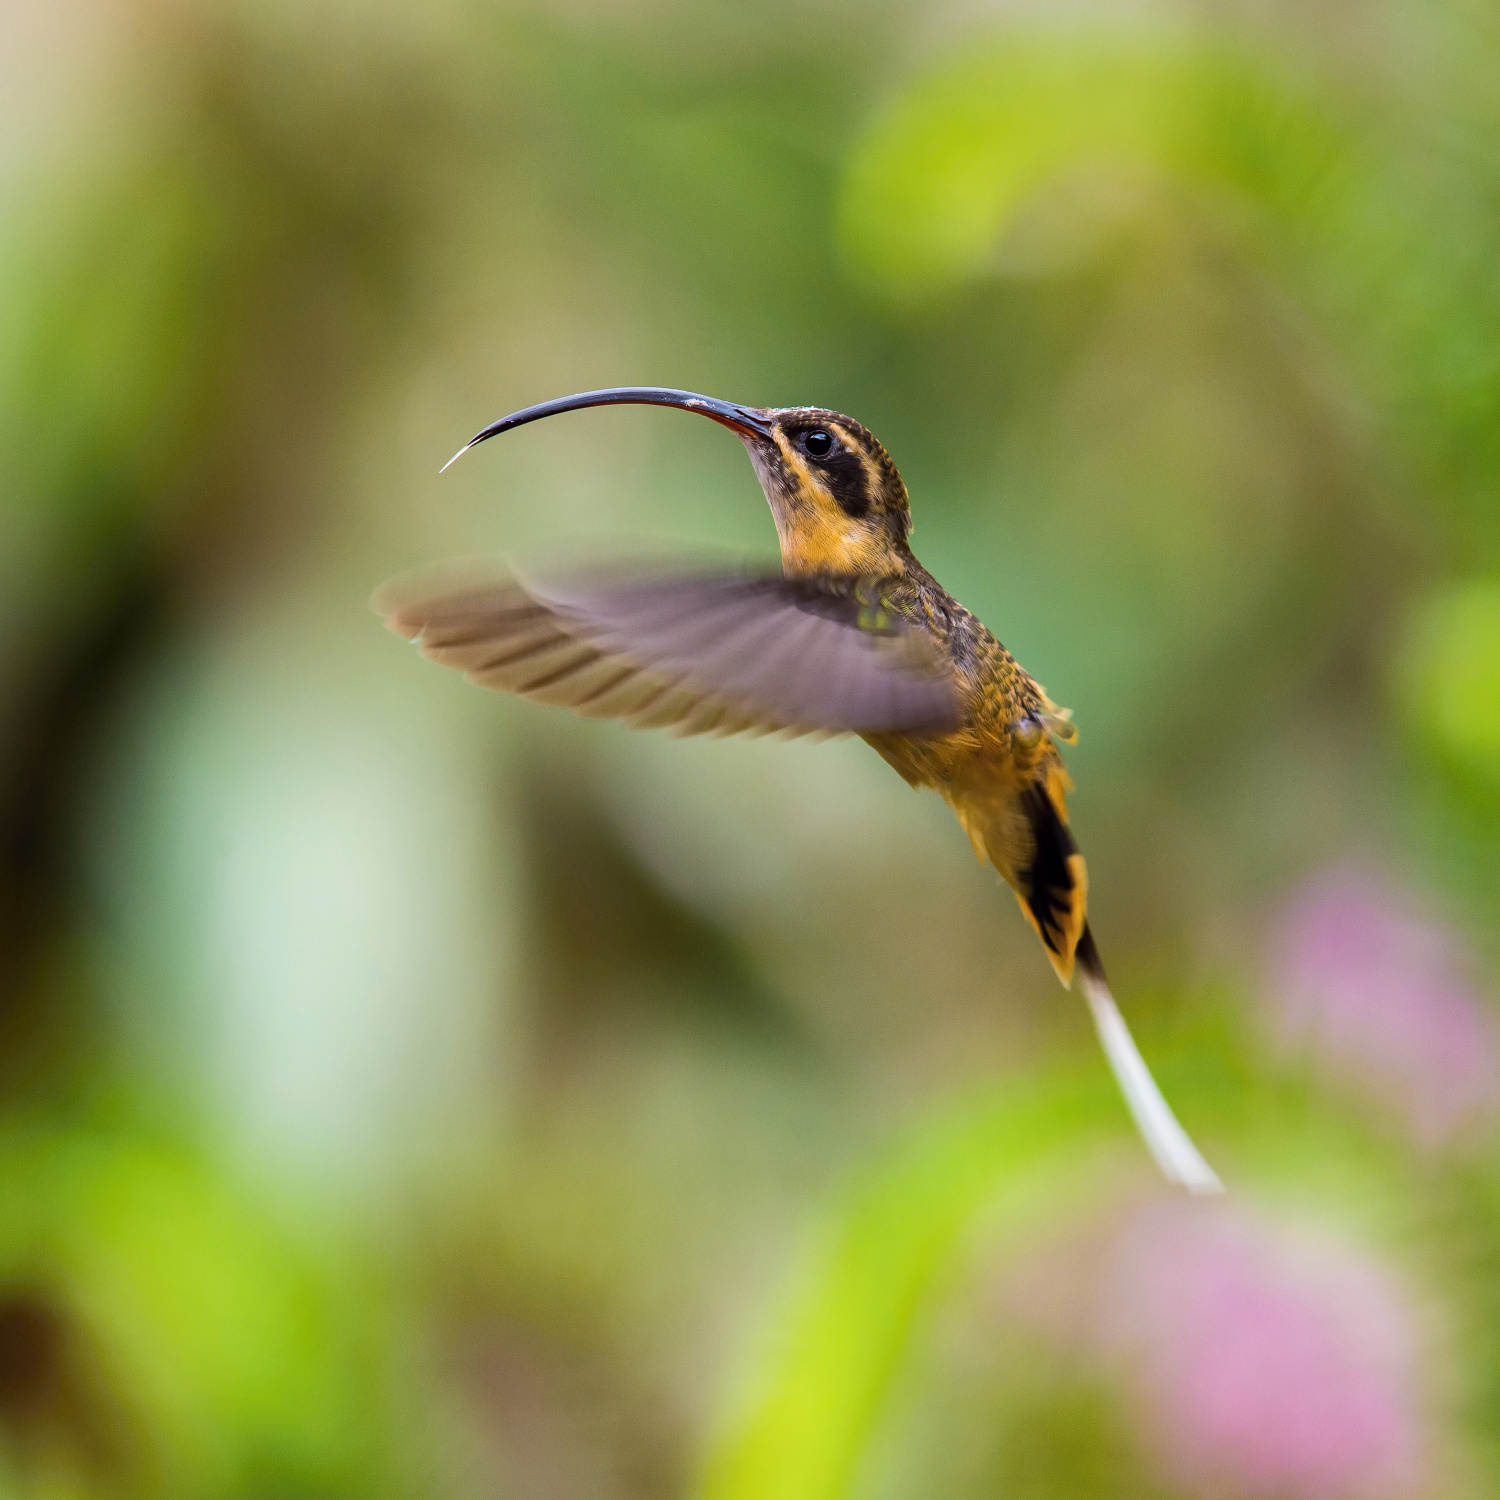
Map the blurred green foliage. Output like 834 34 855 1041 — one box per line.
1400 580 1500 796
0 1123 399 1497
839 42 1347 298
5 2 1500 1497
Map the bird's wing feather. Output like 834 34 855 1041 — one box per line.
371 559 963 738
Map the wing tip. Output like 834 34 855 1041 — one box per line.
375 606 422 642
369 586 419 642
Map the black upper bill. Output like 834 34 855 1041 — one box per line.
441 387 772 471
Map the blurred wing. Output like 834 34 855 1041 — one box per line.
371 559 962 738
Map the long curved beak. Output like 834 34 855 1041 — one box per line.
440 387 773 472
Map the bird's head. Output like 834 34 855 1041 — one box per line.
444 387 914 578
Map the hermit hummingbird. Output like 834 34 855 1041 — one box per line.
374 387 1222 1194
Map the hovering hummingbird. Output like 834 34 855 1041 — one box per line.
374 387 1222 1193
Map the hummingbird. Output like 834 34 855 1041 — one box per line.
374 387 1222 1194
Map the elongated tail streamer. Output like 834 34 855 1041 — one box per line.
1076 931 1223 1194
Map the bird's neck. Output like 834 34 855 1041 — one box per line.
773 512 913 579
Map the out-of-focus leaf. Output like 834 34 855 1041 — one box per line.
1395 577 1500 798
697 1088 1103 1500
0 152 258 616
0 1124 398 1498
697 1041 1218 1500
838 40 1351 300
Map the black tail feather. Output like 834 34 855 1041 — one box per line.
1015 782 1087 981
1075 923 1105 983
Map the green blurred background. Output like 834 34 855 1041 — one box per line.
5 1 1500 1496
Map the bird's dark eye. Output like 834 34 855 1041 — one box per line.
802 430 834 459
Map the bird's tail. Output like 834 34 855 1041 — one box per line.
962 770 1222 1192
1074 927 1223 1194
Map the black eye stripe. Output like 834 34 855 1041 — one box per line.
817 448 870 518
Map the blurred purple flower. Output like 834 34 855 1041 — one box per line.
1266 866 1500 1146
1105 1203 1424 1500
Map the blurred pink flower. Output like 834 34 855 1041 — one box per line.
1266 866 1500 1146
1105 1203 1424 1500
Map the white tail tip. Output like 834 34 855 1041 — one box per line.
1079 971 1224 1195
